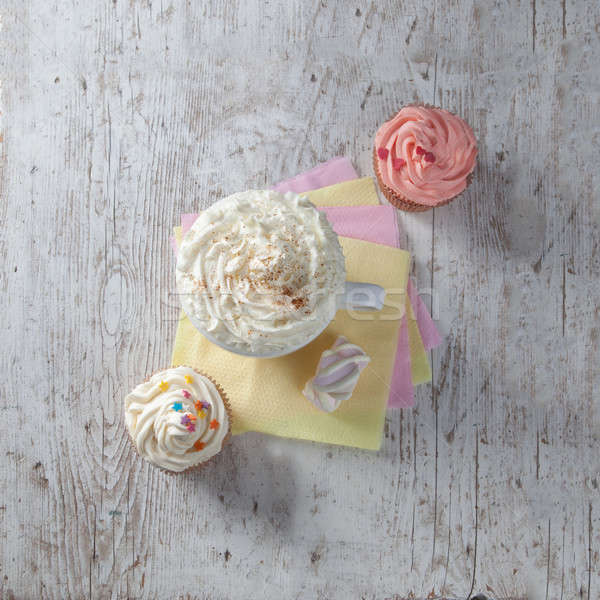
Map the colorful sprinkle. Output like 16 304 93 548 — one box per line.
188 414 197 422
193 440 206 451
415 146 425 156
392 157 406 170
209 419 220 430
377 147 389 160
182 390 191 399
186 424 196 433
424 151 435 163
198 409 207 419
185 375 194 384
159 380 170 392
172 401 183 412
181 414 191 426
194 400 203 411
201 401 210 410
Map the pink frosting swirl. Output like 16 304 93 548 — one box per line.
375 106 477 206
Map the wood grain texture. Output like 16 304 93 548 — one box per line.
1 1 599 599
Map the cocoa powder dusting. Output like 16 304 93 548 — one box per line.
291 297 306 310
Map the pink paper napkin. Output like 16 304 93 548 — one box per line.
273 157 358 193
408 278 442 351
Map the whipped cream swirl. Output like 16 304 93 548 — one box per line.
375 106 477 206
124 366 229 472
303 336 370 412
176 190 346 355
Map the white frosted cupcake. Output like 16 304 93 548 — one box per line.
124 366 231 472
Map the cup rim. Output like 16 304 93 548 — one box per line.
181 305 331 359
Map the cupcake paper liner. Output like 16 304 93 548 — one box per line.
125 365 232 475
373 104 476 212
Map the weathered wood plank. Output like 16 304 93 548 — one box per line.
1 1 598 599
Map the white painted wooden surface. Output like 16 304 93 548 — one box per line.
1 1 599 598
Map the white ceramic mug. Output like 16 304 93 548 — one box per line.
182 281 386 359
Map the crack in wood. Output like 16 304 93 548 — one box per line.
467 433 480 600
431 384 439 570
442 488 452 596
410 503 416 573
546 518 551 600
532 0 537 53
588 503 592 600
560 523 566 600
562 255 567 337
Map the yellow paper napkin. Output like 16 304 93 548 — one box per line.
171 235 409 450
307 176 380 207
306 177 432 385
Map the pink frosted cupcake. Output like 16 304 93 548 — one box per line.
373 106 477 211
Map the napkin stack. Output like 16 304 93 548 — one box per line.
170 158 441 449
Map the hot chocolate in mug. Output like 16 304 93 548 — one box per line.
176 189 386 358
